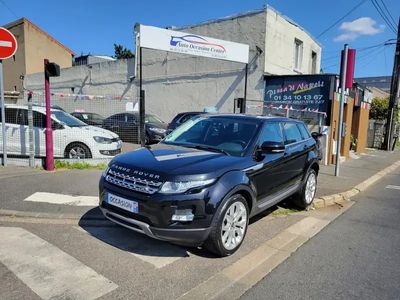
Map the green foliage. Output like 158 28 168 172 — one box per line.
369 97 389 120
54 160 108 170
113 44 134 59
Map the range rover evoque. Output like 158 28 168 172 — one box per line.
99 114 319 256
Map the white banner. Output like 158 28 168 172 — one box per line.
139 25 249 64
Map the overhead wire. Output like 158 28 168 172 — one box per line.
370 0 397 34
316 0 368 38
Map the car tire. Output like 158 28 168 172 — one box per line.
65 142 92 159
294 168 317 209
204 194 249 257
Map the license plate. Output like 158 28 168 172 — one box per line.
106 192 138 213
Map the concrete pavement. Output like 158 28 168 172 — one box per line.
241 164 400 299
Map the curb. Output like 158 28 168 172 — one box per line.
1 159 399 223
312 159 400 209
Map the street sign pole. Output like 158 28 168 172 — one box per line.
335 44 348 177
44 59 54 171
0 60 6 166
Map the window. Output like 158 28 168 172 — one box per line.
33 111 46 128
283 122 303 144
17 109 28 126
257 123 284 146
5 108 18 124
294 39 303 71
311 51 317 74
297 123 311 139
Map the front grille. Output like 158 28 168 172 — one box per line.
105 169 163 194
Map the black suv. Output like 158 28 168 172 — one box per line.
102 113 167 144
99 114 319 256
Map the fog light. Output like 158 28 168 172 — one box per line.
171 209 194 222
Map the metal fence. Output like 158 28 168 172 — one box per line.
238 99 327 131
0 90 169 166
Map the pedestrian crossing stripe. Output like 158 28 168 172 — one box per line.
0 227 117 300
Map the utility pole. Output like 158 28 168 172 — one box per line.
384 18 400 151
335 44 348 177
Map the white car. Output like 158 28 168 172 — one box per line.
0 105 122 159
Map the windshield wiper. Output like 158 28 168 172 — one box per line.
188 145 230 156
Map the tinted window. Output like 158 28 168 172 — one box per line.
257 122 284 146
298 123 311 139
179 113 197 124
33 111 46 128
283 122 303 144
17 109 28 126
5 108 18 124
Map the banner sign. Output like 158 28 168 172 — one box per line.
264 75 334 115
139 25 249 64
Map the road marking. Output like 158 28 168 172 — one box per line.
0 227 117 300
0 40 12 47
385 185 400 190
76 226 188 268
24 192 98 206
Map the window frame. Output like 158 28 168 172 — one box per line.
282 122 304 145
294 38 303 71
256 121 285 147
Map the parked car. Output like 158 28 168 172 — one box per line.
102 113 167 144
99 114 319 256
0 105 122 159
71 112 105 127
166 111 205 134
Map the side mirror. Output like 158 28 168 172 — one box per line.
260 141 285 154
311 132 323 140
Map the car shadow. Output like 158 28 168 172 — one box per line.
79 208 188 259
79 198 301 260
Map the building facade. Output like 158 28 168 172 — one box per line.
24 6 321 121
2 18 74 93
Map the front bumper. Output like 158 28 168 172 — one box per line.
100 207 210 246
99 177 214 246
93 141 122 158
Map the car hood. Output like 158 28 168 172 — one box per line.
66 125 119 139
109 143 250 181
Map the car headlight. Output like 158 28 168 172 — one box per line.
93 136 113 144
159 178 215 194
148 127 166 134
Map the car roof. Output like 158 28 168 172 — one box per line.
203 113 301 123
4 104 63 113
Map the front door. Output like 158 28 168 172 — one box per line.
247 122 287 201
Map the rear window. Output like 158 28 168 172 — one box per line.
283 122 303 144
297 123 311 139
4 108 18 124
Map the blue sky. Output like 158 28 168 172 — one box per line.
1 0 399 77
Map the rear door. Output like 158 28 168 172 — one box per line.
282 122 308 185
3 108 21 155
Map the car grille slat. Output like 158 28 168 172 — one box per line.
105 169 162 194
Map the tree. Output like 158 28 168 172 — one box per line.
369 97 389 120
113 44 134 59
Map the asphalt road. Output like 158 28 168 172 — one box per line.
241 168 400 299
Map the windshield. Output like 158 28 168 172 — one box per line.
80 113 104 122
145 114 164 125
163 117 260 156
52 111 87 127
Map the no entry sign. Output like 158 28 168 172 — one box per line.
0 27 17 60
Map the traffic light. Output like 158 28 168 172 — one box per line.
45 62 60 77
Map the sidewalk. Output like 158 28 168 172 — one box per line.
0 149 399 218
315 149 400 206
